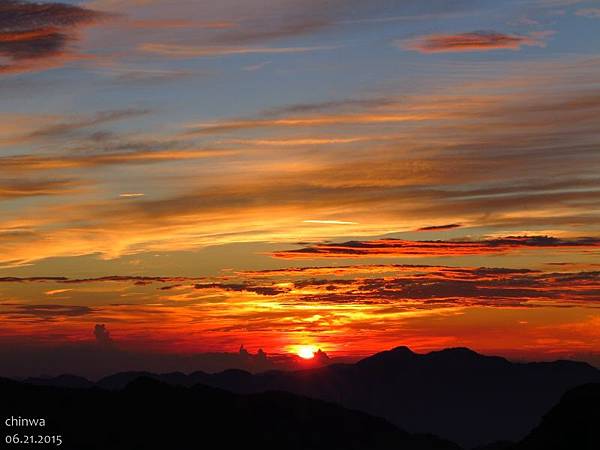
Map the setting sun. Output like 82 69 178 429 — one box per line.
297 346 317 359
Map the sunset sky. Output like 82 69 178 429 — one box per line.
1 0 599 374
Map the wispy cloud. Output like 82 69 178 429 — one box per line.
187 112 441 135
23 109 150 140
261 98 396 116
2 264 599 309
139 43 337 58
272 236 600 259
130 19 237 30
0 60 599 265
576 8 600 18
304 220 359 225
119 193 145 198
1 304 93 319
401 31 552 53
0 148 235 172
45 288 72 296
290 268 600 308
0 0 111 74
243 61 271 71
0 179 81 200
225 137 372 146
0 275 200 284
1 264 599 360
417 224 462 232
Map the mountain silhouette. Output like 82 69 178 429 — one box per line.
514 383 600 450
476 383 600 450
24 374 95 389
21 346 600 448
0 376 460 450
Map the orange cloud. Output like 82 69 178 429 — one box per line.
1 66 599 266
3 263 598 309
272 236 600 259
0 275 201 284
139 43 337 58
187 111 448 135
402 31 550 53
0 179 81 200
0 148 236 171
1 264 599 361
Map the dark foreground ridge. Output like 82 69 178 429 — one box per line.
515 383 600 450
0 376 459 450
476 383 600 450
3 377 600 450
19 346 600 448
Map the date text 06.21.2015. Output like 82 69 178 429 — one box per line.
4 434 63 446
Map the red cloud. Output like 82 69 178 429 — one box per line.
2 265 598 310
402 31 549 53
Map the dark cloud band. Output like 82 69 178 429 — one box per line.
0 0 108 73
272 236 600 259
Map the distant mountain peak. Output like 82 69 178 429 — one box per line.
391 345 416 354
25 374 93 389
426 347 511 366
124 376 165 391
430 347 482 356
357 345 417 367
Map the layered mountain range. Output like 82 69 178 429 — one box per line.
16 347 600 448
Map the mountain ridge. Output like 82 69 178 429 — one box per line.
0 375 460 450
20 346 600 448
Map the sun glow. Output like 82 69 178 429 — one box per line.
297 345 317 359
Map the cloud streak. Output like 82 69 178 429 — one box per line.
1 263 599 362
0 53 599 266
0 178 80 200
1 304 93 319
0 148 235 172
0 0 110 73
139 43 337 58
576 8 600 18
3 263 599 310
272 236 600 259
24 109 150 140
417 224 462 232
402 31 550 53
